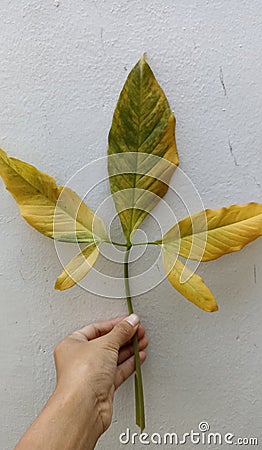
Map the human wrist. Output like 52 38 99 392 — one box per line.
15 382 103 450
51 383 103 448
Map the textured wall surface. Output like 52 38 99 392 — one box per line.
0 1 262 449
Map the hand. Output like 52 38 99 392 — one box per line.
15 314 148 450
54 314 148 437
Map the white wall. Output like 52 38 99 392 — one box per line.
0 1 262 449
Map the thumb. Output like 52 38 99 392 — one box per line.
105 314 140 349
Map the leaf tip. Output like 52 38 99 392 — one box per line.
54 278 62 290
54 275 72 291
141 52 147 62
0 148 8 167
208 302 219 313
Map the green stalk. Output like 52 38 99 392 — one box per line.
124 245 145 432
110 240 158 247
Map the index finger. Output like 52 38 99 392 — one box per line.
76 316 125 340
75 317 145 342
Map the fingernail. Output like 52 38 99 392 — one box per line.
125 313 140 327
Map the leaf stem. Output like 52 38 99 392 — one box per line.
110 240 158 248
124 245 145 432
109 241 128 247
